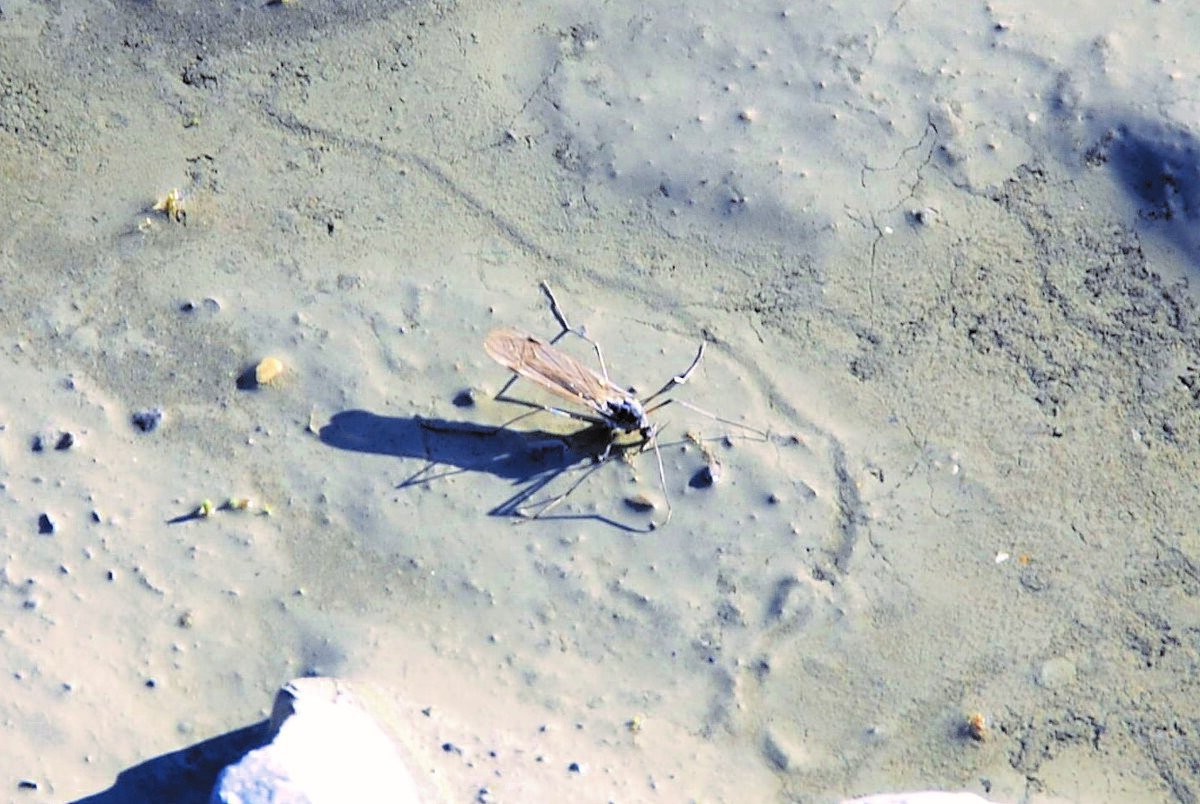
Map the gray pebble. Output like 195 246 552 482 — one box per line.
131 408 163 433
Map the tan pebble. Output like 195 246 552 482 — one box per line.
624 493 657 513
965 712 988 741
255 356 284 385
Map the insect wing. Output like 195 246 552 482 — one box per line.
485 327 626 413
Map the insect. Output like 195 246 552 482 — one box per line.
483 282 706 526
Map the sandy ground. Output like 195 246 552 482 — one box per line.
2 0 1200 801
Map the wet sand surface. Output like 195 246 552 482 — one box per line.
2 0 1200 801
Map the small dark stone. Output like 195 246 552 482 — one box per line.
31 435 44 452
91 510 101 523
145 678 157 689
689 465 717 488
567 761 582 773
37 513 54 535
452 388 477 408
131 409 163 433
180 301 197 313
17 779 38 790
55 432 74 451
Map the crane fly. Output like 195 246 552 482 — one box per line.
482 282 706 527
484 327 668 439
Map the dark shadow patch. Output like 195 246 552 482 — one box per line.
70 721 268 804
1085 118 1200 263
319 411 655 532
234 365 260 391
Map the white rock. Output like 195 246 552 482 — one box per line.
1036 657 1077 689
211 677 420 804
842 794 993 804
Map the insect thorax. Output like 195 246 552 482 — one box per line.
605 398 648 434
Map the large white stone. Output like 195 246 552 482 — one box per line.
211 678 420 804
842 794 992 804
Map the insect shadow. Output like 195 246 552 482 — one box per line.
318 409 654 531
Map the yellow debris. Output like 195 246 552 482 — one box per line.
152 188 185 223
255 356 284 385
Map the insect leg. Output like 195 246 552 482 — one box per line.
641 342 706 405
491 387 610 426
539 280 613 382
539 280 574 336
648 429 673 528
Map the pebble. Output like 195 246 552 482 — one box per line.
55 432 74 451
453 388 477 408
212 676 421 803
762 730 795 771
624 494 657 512
911 207 939 226
180 298 222 314
37 513 54 535
131 408 163 433
689 463 721 488
255 356 284 386
31 435 45 452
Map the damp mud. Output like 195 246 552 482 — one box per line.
2 0 1199 801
